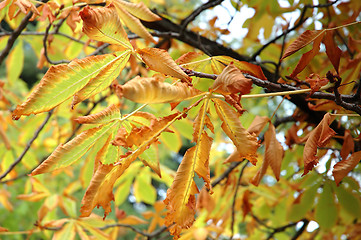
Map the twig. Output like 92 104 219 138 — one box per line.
0 4 41 65
211 161 242 188
291 219 309 240
43 22 70 65
180 0 224 34
229 161 248 240
0 110 53 181
251 0 339 60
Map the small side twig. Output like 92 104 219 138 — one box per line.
0 110 53 181
43 22 70 65
211 161 242 188
229 161 249 240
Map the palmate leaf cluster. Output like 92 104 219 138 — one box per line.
1 0 361 239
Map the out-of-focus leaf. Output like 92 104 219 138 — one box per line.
6 40 24 84
315 183 337 230
340 130 354 160
323 30 342 73
134 169 156 204
335 184 361 218
136 48 192 82
332 151 361 186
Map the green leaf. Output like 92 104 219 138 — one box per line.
134 169 157 205
335 184 361 218
114 178 133 205
13 52 128 119
6 40 24 84
287 183 319 222
31 121 118 175
315 183 338 230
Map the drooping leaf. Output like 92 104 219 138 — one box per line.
12 53 126 119
72 50 131 107
340 130 354 160
30 121 118 176
335 184 361 218
164 132 213 239
303 113 336 176
192 100 214 142
213 99 259 164
250 123 284 185
210 62 253 95
136 48 192 82
332 151 361 186
315 183 337 230
281 30 324 60
110 0 161 21
323 30 342 73
112 2 157 43
289 32 324 78
115 76 200 104
6 40 24 84
74 104 120 125
80 4 132 49
247 116 270 136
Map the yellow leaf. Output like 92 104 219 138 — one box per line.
213 99 259 164
164 132 213 239
113 3 156 43
12 53 126 119
116 76 200 103
30 121 118 176
72 50 131 108
80 5 132 49
210 62 253 95
110 0 161 21
74 104 120 125
6 40 24 84
136 48 192 82
192 102 214 142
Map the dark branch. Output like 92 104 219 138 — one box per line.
180 0 224 33
0 110 53 181
211 161 242 188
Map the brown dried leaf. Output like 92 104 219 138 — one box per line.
340 130 354 160
323 30 342 73
332 151 361 186
247 116 270 136
302 113 336 176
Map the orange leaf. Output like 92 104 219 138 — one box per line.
250 123 284 185
247 115 270 136
164 132 212 239
192 102 214 143
74 104 120 125
80 159 133 218
302 113 336 176
340 130 354 160
136 48 192 82
116 76 199 103
210 62 253 95
213 99 259 164
80 5 132 49
289 32 324 78
113 3 157 43
281 30 324 60
305 73 329 95
332 151 361 186
241 190 253 219
111 0 161 22
323 30 342 73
